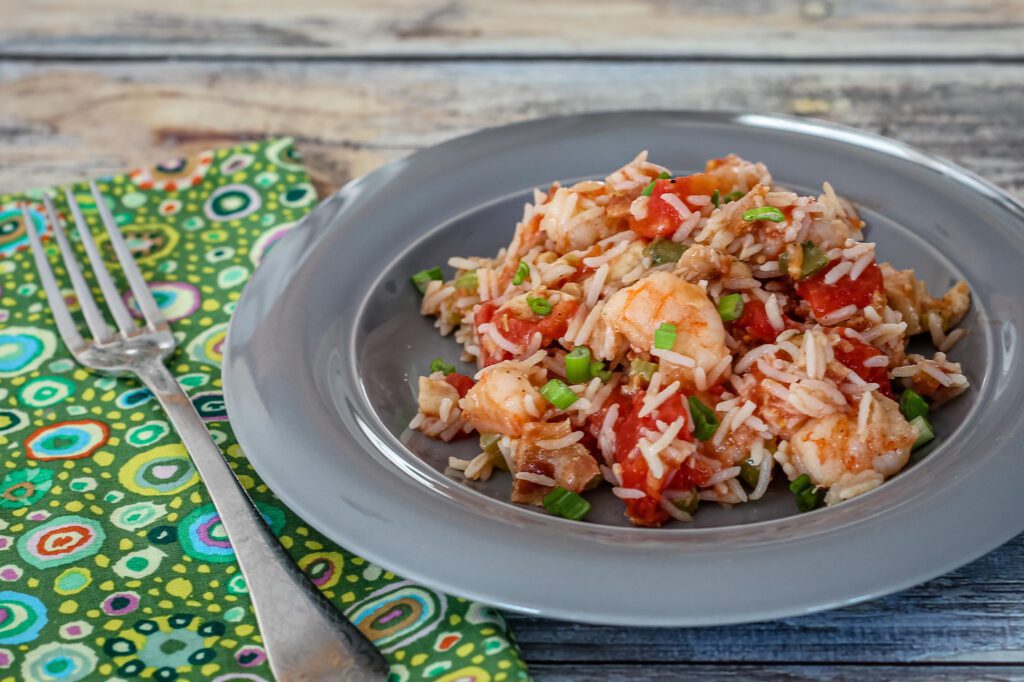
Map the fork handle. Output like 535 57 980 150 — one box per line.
136 363 388 681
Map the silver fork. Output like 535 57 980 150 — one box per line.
23 186 388 682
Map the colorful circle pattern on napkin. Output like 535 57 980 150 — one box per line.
0 139 529 682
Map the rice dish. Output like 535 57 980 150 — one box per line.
409 152 970 526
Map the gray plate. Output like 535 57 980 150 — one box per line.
223 111 1024 626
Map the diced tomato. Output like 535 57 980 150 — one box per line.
732 299 795 344
629 173 722 239
474 299 580 367
443 373 475 398
834 336 894 399
589 389 699 526
497 299 579 347
473 302 507 366
796 261 884 318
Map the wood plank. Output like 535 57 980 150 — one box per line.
529 664 1024 681
1 60 1022 200
3 0 1023 59
508 534 1024 664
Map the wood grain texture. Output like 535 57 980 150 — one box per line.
507 535 1024 665
3 0 1023 59
530 664 1024 681
1 60 1023 199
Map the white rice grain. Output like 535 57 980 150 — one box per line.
919 362 954 387
536 430 584 450
439 398 454 424
756 358 799 384
849 251 875 280
817 304 858 326
863 354 889 368
583 239 631 269
659 496 694 522
928 312 946 349
707 355 733 387
672 212 702 242
706 466 742 486
573 301 606 346
612 487 646 500
858 391 872 440
766 294 785 331
515 472 556 487
940 328 966 352
660 193 692 219
651 347 696 368
585 264 609 308
639 380 681 418
736 344 779 373
448 257 481 270
824 260 853 285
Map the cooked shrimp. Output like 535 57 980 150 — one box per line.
704 154 772 194
459 361 543 437
880 263 970 336
416 374 461 418
602 271 729 388
541 187 617 253
606 240 646 283
673 244 751 284
787 394 916 496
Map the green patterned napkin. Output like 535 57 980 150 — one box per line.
0 139 530 682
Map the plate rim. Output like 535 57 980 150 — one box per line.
223 109 1024 625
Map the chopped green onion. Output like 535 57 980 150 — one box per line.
789 474 813 494
527 296 552 316
629 359 658 384
430 358 456 375
673 490 700 515
542 486 591 521
654 322 677 350
454 271 478 291
910 415 935 449
540 379 578 410
900 389 929 422
688 396 720 441
739 460 760 488
565 346 592 384
742 206 786 223
480 432 501 455
590 361 612 383
480 433 508 471
789 474 823 512
411 267 443 294
795 486 825 512
711 189 720 208
513 261 530 286
723 190 745 203
640 171 671 197
488 450 509 471
799 241 830 279
717 293 745 322
645 238 687 265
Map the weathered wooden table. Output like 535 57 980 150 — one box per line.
3 2 1023 679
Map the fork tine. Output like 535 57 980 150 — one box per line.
64 186 137 336
89 180 166 331
23 205 86 352
43 195 114 343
